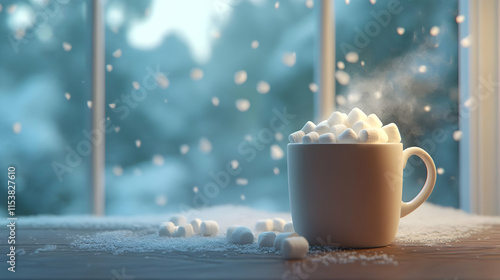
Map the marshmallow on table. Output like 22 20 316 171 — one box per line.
289 131 305 143
366 114 383 128
201 220 219 236
226 225 240 241
274 232 298 250
283 222 294 233
352 121 371 134
347 108 367 126
330 124 347 138
176 224 194 237
169 215 186 226
314 121 330 135
159 222 176 237
273 218 286 232
302 132 320 143
258 232 277 247
230 226 254 244
190 218 202 234
382 123 402 143
301 121 316 134
255 219 273 232
281 236 309 260
327 112 348 126
359 128 388 143
337 128 359 144
318 133 336 144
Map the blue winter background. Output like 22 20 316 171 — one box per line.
0 0 459 215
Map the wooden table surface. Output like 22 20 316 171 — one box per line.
1 225 500 279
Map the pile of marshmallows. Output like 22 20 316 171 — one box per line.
159 216 308 260
289 108 401 144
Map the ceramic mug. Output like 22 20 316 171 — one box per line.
287 143 436 248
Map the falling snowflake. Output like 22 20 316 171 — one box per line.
251 40 259 49
456 15 465 23
430 26 440 36
274 2 279 9
152 155 164 166
236 178 248 185
113 166 123 176
87 100 93 108
282 52 296 67
108 103 116 109
309 83 318 93
65 92 71 100
135 139 141 148
305 0 313 8
114 126 121 133
156 73 169 89
373 91 382 99
190 68 204 81
336 95 347 106
453 130 463 141
12 122 21 134
270 145 284 160
212 97 220 106
132 81 140 90
240 194 246 201
345 52 359 63
424 105 431 112
193 186 199 193
62 42 72 51
231 160 239 170
418 65 427 73
337 61 345 70
113 49 122 58
199 137 212 153
134 168 142 176
345 0 350 4
256 81 270 94
437 168 445 175
369 0 376 4
236 99 250 112
155 195 167 206
234 70 247 85
180 144 189 154
460 36 471 48
106 64 113 72
275 132 283 141
397 27 405 35
335 70 350 85
273 167 280 175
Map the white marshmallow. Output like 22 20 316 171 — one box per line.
301 121 316 134
255 219 273 232
226 225 240 241
288 131 305 143
330 124 347 138
347 108 367 126
337 128 359 144
327 112 348 126
283 222 294 233
169 215 186 226
176 224 194 237
365 114 383 128
230 226 254 244
382 123 402 143
302 132 320 143
281 236 309 260
258 232 277 247
314 122 330 135
274 232 298 250
352 121 371 134
318 133 336 144
159 222 176 237
359 128 388 143
190 218 202 234
201 220 219 236
273 218 286 232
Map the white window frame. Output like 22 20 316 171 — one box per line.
459 0 500 215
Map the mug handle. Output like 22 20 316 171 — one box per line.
400 147 437 218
